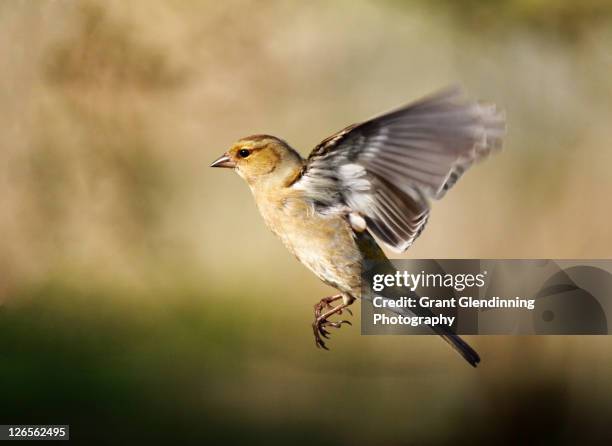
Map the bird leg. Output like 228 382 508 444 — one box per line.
312 294 354 350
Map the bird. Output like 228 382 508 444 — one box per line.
210 86 504 366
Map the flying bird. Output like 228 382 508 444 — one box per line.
211 87 504 366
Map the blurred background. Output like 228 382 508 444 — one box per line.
1 0 611 444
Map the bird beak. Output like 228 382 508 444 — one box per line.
210 153 236 168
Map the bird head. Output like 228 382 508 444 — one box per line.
210 135 303 187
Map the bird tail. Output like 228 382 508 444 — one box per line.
438 331 481 367
391 302 482 367
406 297 481 367
388 292 481 367
368 256 481 367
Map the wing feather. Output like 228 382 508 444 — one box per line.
294 86 505 252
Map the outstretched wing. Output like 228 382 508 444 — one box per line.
293 86 505 252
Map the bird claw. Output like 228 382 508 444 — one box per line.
335 307 353 317
325 320 352 328
315 336 329 350
319 326 330 338
312 297 354 350
314 294 343 319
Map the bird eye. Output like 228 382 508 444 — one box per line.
238 149 251 158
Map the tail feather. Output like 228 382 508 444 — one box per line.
389 292 482 367
395 303 482 367
424 310 481 367
409 294 481 367
439 332 481 367
367 255 482 367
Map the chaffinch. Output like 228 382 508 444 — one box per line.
211 86 504 366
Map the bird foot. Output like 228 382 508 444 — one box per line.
312 295 353 350
314 294 353 318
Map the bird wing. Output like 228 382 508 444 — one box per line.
293 86 505 253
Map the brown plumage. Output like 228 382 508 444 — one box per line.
211 87 504 366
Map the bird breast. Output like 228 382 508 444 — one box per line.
253 187 363 297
